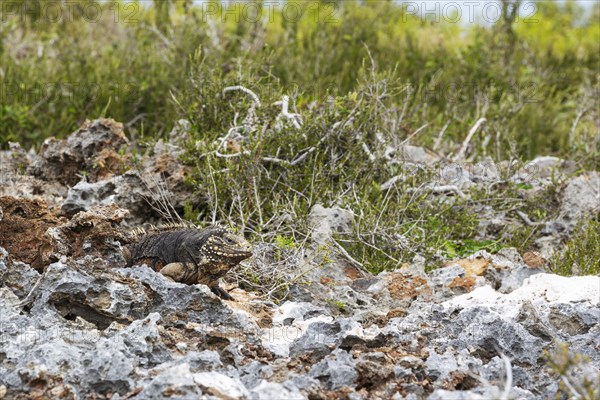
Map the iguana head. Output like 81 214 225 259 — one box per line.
202 226 253 266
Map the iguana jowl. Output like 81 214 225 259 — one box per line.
124 226 252 300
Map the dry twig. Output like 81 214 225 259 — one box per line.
453 117 487 161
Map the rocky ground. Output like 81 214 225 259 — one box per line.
0 119 598 399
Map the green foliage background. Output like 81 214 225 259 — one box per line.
1 0 598 157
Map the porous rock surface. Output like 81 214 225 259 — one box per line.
1 118 195 224
1 241 598 399
0 119 598 399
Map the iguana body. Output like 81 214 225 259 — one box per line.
124 226 252 300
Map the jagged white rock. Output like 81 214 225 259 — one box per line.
445 273 599 313
193 371 250 399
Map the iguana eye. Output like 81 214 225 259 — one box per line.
225 237 235 244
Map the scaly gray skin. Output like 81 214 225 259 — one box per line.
124 226 252 300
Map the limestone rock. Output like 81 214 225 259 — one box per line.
309 204 354 245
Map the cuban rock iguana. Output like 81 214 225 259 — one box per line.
123 225 253 300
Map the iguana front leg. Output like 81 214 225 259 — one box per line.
209 285 234 301
159 262 198 285
159 261 234 301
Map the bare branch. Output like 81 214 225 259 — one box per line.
407 185 467 199
136 168 184 224
223 85 261 106
499 353 513 400
515 210 543 227
433 121 451 151
273 95 302 129
454 118 487 161
400 122 430 146
17 269 48 309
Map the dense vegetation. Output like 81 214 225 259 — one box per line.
1 0 598 274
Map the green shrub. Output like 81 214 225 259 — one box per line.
551 218 600 276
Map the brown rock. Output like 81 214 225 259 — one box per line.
0 196 128 270
0 196 63 270
27 118 129 186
